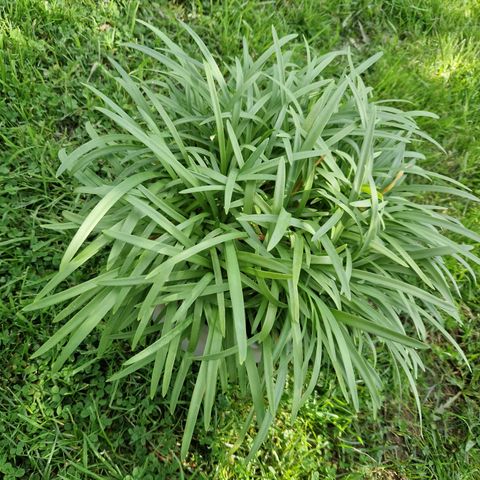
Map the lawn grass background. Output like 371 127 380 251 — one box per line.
1 0 479 478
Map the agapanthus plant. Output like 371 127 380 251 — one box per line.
26 22 479 459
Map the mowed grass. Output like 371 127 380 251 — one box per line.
0 0 479 478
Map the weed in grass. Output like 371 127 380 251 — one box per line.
24 14 480 465
1 0 480 478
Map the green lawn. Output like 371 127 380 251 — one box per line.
1 0 479 478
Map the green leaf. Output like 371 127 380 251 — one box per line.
60 172 157 268
225 241 247 364
53 290 118 371
266 208 291 251
312 208 343 243
332 309 427 349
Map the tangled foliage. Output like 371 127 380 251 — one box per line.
27 23 479 458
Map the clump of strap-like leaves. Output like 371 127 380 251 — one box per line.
27 22 479 459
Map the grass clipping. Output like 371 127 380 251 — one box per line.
26 23 480 460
